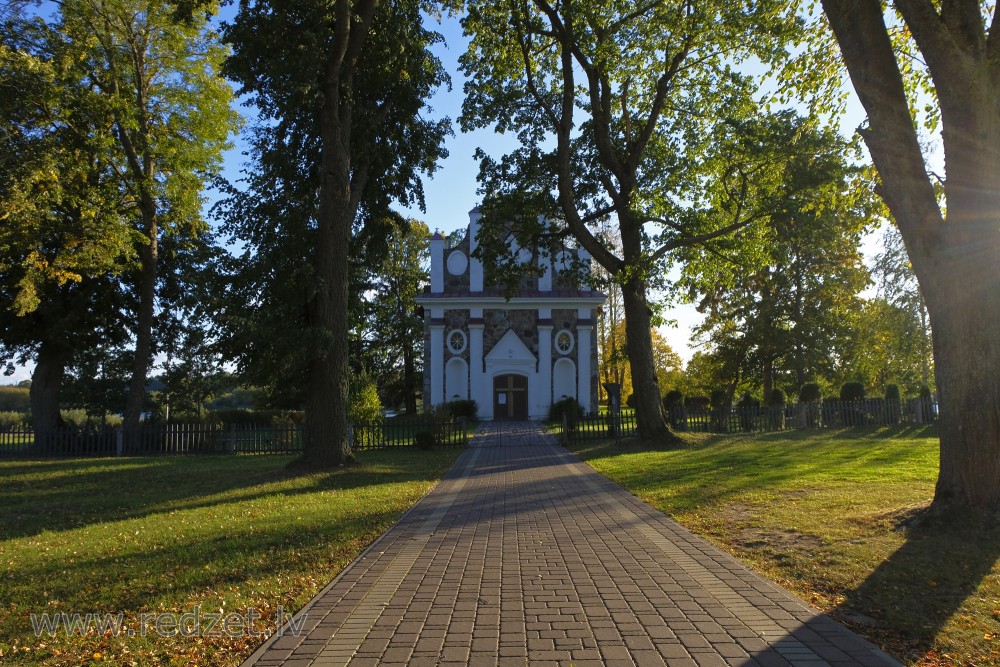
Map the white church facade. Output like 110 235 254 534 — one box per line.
415 207 606 420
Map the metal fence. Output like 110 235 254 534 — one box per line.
0 419 469 458
559 398 939 443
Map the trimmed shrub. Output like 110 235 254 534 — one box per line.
349 374 383 425
710 389 731 409
447 399 478 420
710 389 731 433
884 384 901 425
662 390 684 410
839 382 866 402
662 389 685 429
766 389 786 430
736 393 759 432
549 397 582 425
917 384 935 423
798 383 822 403
766 388 786 406
625 393 635 408
413 430 436 450
686 395 711 411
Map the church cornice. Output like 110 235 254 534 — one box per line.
416 290 606 309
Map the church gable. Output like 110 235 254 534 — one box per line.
485 329 536 363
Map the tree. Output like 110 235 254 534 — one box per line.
818 1 1000 509
363 218 430 414
460 0 798 441
61 0 237 431
0 10 134 434
842 297 932 396
872 223 933 388
681 112 874 401
223 1 449 466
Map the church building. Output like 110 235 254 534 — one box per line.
415 207 606 420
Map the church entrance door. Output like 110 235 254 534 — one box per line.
493 374 528 420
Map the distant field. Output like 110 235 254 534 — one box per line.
0 448 461 665
569 427 1000 667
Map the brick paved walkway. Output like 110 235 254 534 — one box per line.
243 422 899 667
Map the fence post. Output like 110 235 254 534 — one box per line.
116 427 123 456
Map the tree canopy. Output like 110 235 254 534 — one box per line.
221 0 449 465
459 0 801 440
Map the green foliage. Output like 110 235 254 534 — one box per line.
681 112 876 397
413 430 436 450
348 375 384 426
218 2 450 428
0 411 28 430
919 385 933 400
710 389 731 410
663 390 685 410
767 388 786 406
737 393 761 409
885 384 901 402
798 383 822 403
460 0 801 438
364 219 431 415
446 400 478 420
687 396 711 411
0 386 30 412
840 382 866 402
549 397 582 425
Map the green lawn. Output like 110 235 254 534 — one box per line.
0 448 461 666
568 427 1000 667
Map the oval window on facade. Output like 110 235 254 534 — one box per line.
447 329 467 354
555 329 574 355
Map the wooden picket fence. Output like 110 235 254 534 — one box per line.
0 418 469 458
559 398 939 443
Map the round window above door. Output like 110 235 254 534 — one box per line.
447 329 467 354
555 330 574 355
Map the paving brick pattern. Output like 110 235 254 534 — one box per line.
243 422 899 667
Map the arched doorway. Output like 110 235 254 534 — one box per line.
493 374 528 419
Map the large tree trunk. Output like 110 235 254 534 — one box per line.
924 232 1000 509
123 210 158 430
621 278 680 443
31 341 67 433
31 341 68 452
823 0 1000 509
302 72 354 468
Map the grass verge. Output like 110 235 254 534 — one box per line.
568 427 1000 667
0 448 461 665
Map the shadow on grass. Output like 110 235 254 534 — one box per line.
0 448 459 541
567 427 939 515
831 509 1000 663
